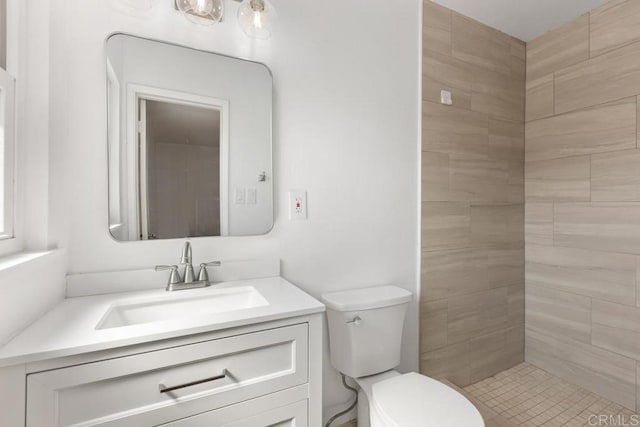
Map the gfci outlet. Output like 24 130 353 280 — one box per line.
289 190 307 220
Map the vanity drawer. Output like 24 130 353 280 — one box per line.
160 391 308 427
26 323 308 427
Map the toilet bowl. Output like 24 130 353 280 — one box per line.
322 286 484 427
356 370 483 427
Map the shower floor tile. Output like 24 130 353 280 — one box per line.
464 362 638 426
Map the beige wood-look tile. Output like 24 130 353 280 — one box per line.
525 329 637 410
525 203 553 246
488 117 524 163
526 98 637 162
472 90 524 123
508 203 524 244
526 74 554 122
448 287 509 345
637 363 639 412
422 202 470 251
469 329 511 383
510 39 526 81
590 0 640 57
489 118 524 204
507 161 524 204
505 324 525 358
511 38 526 62
422 151 449 202
420 299 448 353
637 97 639 146
488 247 524 288
480 205 523 248
421 341 471 387
526 244 637 305
637 258 640 307
472 64 525 122
421 248 489 301
592 299 640 359
525 155 590 202
449 155 509 203
423 49 473 110
526 284 591 343
451 12 512 76
508 283 524 324
592 149 640 201
423 0 452 55
554 203 640 255
555 41 640 114
422 101 488 157
527 14 589 82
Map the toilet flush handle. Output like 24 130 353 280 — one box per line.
346 316 362 326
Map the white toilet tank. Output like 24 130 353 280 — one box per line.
321 286 413 378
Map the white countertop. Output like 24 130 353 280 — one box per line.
0 276 325 368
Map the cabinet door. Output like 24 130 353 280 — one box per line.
27 324 308 427
162 398 308 427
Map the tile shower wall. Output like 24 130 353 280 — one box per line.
524 0 640 411
420 0 525 387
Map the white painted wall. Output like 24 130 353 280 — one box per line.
0 251 66 346
47 0 420 421
0 1 67 345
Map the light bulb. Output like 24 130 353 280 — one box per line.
253 11 263 29
176 0 223 25
195 0 212 15
237 0 277 39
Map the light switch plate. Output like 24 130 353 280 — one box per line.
246 188 257 204
289 190 307 220
235 188 246 204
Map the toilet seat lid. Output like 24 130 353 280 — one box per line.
371 373 484 427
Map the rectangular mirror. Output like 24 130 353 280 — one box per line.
106 34 273 241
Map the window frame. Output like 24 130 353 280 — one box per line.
0 67 15 241
0 0 22 257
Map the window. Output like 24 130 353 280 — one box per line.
0 0 16 242
0 68 15 240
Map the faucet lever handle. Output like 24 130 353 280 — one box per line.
202 261 222 267
197 261 222 282
155 265 182 285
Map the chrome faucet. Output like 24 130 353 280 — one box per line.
180 241 196 284
156 241 221 291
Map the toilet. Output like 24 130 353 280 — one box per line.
322 285 484 427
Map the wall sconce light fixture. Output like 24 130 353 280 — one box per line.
175 0 224 25
236 0 277 39
175 0 276 39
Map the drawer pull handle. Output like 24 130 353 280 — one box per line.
159 369 227 393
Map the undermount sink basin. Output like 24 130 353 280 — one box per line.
96 286 269 330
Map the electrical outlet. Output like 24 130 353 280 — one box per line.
235 188 246 204
289 190 307 220
246 188 257 204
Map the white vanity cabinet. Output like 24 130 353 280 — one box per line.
0 314 323 427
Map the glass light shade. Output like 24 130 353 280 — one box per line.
176 0 224 25
237 0 277 39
